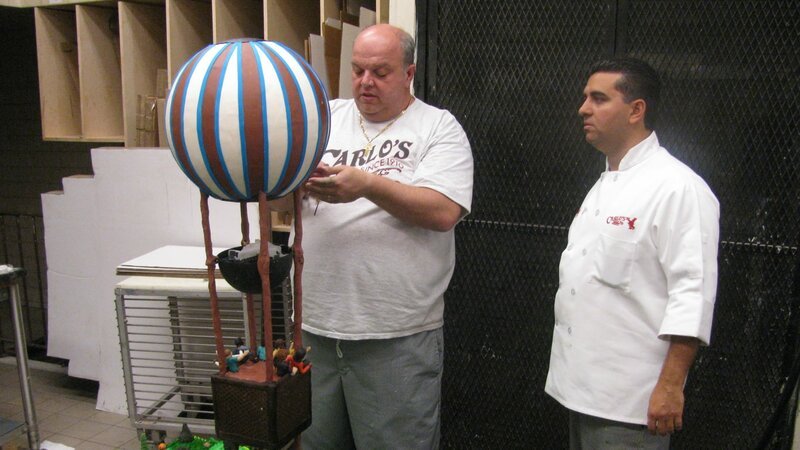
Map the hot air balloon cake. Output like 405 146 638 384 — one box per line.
165 39 329 449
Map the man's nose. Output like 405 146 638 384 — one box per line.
578 99 590 116
361 72 374 86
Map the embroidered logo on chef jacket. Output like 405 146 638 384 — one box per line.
606 216 637 230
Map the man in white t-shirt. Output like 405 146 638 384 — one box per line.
299 24 474 449
545 57 719 449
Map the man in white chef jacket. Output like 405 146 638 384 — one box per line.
545 57 720 449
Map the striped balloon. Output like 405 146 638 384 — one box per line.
165 40 330 201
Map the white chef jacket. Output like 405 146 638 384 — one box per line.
544 132 719 425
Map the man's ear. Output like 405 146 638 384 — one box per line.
629 99 647 125
405 63 416 84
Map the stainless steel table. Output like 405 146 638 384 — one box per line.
0 265 39 450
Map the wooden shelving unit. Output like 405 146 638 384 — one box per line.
28 0 404 145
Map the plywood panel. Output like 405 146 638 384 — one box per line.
167 0 212 82
323 20 341 98
308 33 330 97
119 2 167 147
376 0 389 24
338 22 358 99
358 6 375 29
77 4 124 141
34 7 81 140
265 0 319 55
213 0 263 43
320 0 339 31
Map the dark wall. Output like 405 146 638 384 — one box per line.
0 7 96 216
417 0 800 448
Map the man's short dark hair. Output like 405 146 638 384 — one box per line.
589 57 661 129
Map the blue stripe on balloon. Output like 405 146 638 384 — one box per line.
286 47 329 190
235 42 251 198
215 43 246 200
301 45 328 167
271 42 310 196
196 44 230 199
176 46 214 197
251 43 270 196
257 42 293 196
309 80 330 184
306 47 332 166
291 40 330 192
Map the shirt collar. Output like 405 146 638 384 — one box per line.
607 132 661 172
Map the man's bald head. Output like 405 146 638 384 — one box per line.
356 24 415 67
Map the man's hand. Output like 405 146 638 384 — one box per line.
647 379 684 435
305 164 370 204
647 335 699 436
302 162 463 231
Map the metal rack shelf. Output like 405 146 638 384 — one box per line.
115 275 293 437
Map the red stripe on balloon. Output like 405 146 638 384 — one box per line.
200 44 237 198
169 51 207 191
241 42 266 198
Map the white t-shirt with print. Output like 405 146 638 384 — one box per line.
297 98 474 340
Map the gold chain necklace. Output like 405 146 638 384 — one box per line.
358 98 413 159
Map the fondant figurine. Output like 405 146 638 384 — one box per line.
275 359 292 377
273 345 291 377
256 345 267 361
234 337 250 363
287 346 311 375
224 348 249 373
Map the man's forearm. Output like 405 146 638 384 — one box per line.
647 335 700 435
658 335 700 386
363 174 463 232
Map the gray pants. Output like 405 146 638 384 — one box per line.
569 410 670 450
301 328 443 450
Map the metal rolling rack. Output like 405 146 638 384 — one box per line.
114 275 293 441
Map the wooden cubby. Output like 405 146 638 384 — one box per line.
166 0 212 82
213 0 264 43
119 2 167 147
265 0 319 55
76 4 124 142
34 7 81 141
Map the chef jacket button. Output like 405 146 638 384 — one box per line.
614 174 619 181
568 327 572 334
595 209 600 216
567 244 573 251
571 288 576 295
582 248 587 256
